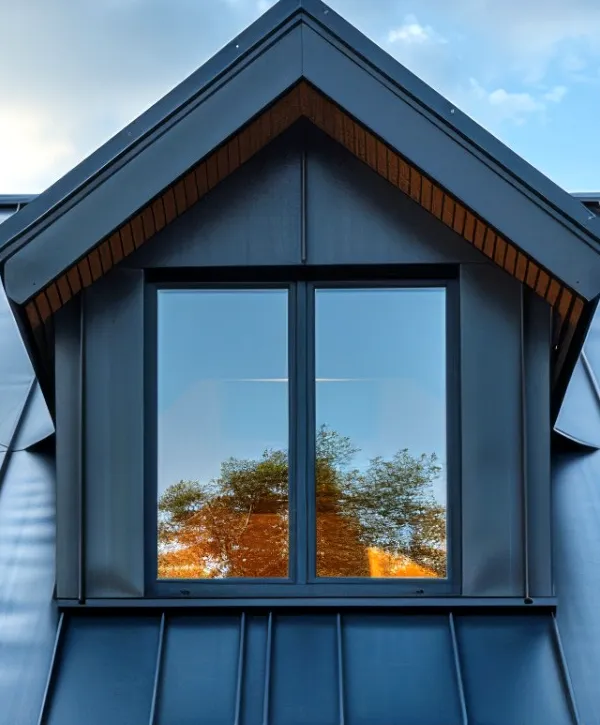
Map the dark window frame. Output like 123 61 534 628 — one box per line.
145 266 461 599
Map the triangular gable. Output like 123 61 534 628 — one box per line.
1 0 599 413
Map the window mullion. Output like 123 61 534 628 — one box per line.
291 281 311 585
305 282 317 582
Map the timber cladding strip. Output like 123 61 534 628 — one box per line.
24 80 584 357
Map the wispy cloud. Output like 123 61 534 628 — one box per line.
467 79 567 125
388 15 446 46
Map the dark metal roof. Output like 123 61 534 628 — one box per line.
0 201 57 725
553 450 600 725
2 0 600 306
34 609 574 725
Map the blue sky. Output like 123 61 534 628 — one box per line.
1 0 599 193
157 288 446 503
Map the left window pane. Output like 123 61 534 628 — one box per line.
157 289 289 579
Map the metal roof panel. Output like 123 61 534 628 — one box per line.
36 611 577 725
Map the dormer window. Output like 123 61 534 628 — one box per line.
2 0 595 611
152 277 451 596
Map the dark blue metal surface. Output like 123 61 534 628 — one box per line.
0 216 57 725
270 614 339 724
342 614 462 725
557 308 600 448
556 356 600 448
46 615 160 725
554 449 600 725
457 614 574 724
0 281 35 448
157 615 240 725
0 451 57 725
33 611 576 725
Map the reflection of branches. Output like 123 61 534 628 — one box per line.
158 425 446 579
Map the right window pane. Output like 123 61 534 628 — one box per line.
315 287 447 579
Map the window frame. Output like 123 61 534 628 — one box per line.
145 267 461 599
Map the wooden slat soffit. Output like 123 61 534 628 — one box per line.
25 81 584 364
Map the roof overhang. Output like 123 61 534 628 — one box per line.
0 0 599 419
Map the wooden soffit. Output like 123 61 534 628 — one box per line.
24 81 585 378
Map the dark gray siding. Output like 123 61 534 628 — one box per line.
525 291 553 596
305 137 483 266
125 136 303 269
55 300 81 600
460 265 524 596
84 270 145 597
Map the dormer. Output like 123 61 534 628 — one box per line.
2 1 600 722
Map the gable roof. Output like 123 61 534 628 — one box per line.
1 0 599 416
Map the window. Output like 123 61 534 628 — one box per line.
314 288 447 579
157 289 289 579
152 279 452 596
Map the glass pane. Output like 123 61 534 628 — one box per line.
157 289 289 579
315 287 447 579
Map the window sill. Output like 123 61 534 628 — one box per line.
56 596 557 611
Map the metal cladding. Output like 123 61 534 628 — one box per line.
40 610 573 725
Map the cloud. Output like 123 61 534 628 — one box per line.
388 15 446 45
466 79 567 125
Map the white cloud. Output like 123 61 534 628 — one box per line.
488 88 544 114
388 15 446 45
467 79 566 125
